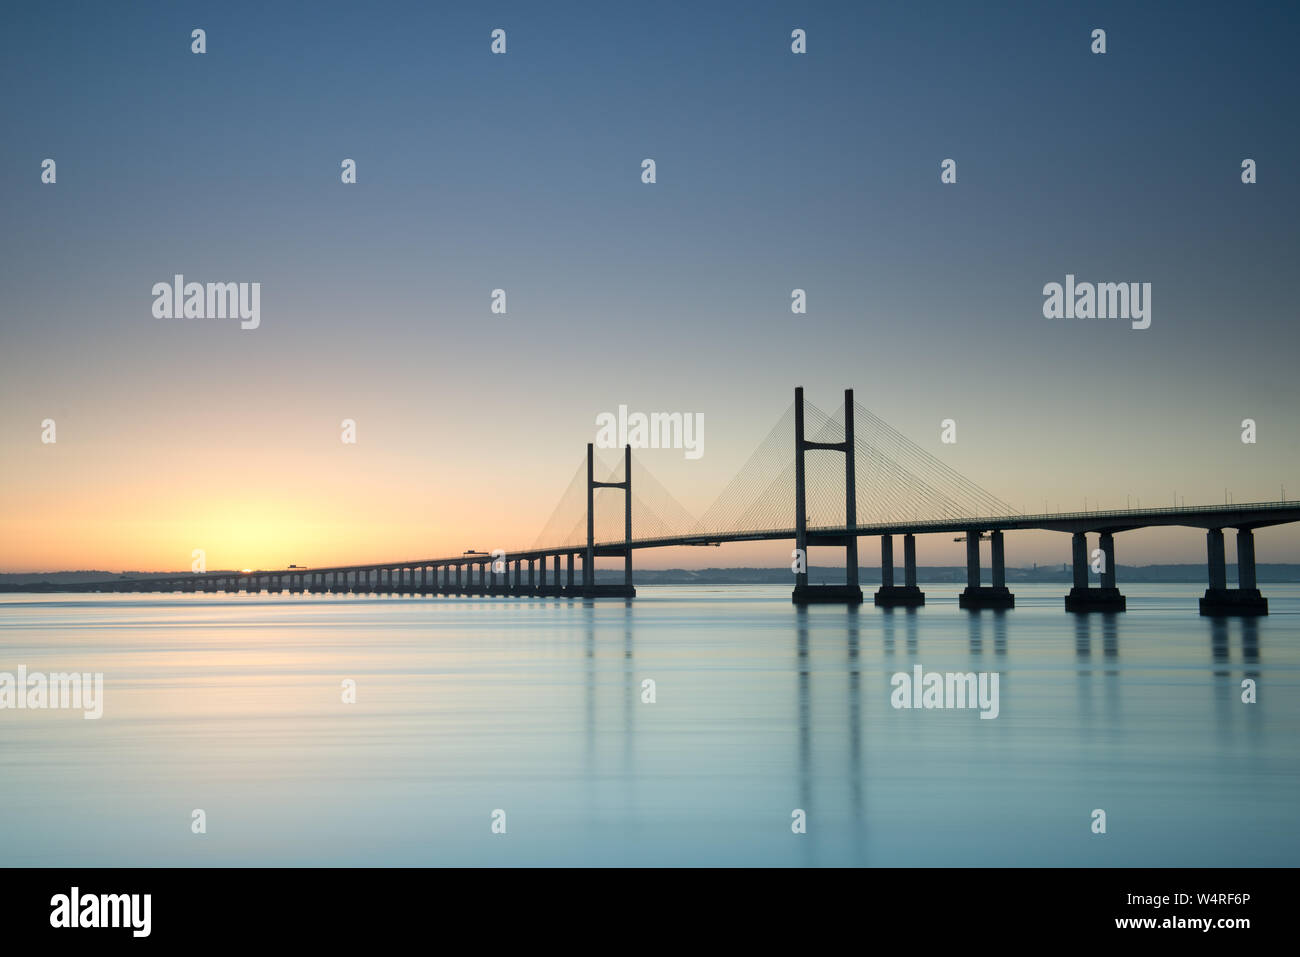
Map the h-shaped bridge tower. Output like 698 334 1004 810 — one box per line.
792 386 863 604
585 441 636 599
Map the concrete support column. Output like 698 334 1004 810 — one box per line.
1207 529 1227 590
880 536 894 588
1100 532 1116 589
554 555 562 592
529 559 536 588
966 532 980 588
904 534 917 588
991 530 1005 588
1072 533 1089 590
1237 528 1257 590
567 553 575 589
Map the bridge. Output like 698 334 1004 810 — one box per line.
48 388 1299 616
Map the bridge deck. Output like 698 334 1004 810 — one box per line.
31 501 1300 590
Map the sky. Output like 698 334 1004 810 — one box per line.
2 0 1298 573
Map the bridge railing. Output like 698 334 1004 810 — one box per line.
599 500 1300 551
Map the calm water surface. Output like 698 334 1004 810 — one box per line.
1 584 1297 866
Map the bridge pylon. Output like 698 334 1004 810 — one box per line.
792 387 864 605
584 442 636 599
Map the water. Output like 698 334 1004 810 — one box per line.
0 584 1296 867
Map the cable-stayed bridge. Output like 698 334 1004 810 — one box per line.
59 388 1300 616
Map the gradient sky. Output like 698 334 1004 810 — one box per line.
2 0 1298 573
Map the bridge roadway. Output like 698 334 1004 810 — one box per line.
34 501 1300 616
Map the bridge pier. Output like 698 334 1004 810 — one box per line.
1066 531 1126 611
583 443 637 598
545 555 561 597
792 387 863 605
564 552 577 596
1201 527 1268 615
959 529 1014 609
875 534 924 607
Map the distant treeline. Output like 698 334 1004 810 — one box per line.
4 564 1300 587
